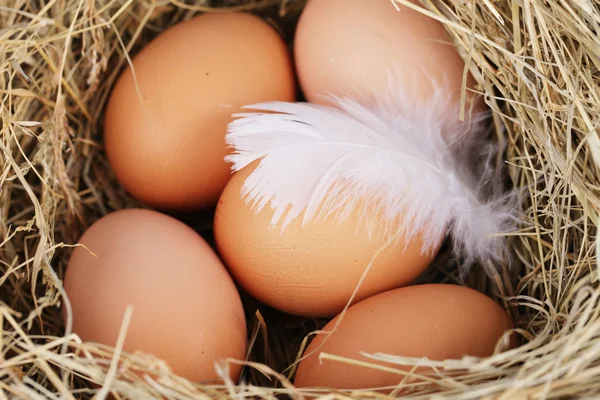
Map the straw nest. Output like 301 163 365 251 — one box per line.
1 0 600 398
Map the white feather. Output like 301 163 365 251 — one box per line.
224 83 517 267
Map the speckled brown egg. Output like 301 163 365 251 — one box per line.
63 209 247 383
294 284 515 392
214 164 439 318
104 12 296 212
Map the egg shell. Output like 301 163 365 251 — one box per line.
214 164 439 318
294 284 515 392
63 209 247 383
104 12 296 212
294 0 482 112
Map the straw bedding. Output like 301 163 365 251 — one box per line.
1 0 600 398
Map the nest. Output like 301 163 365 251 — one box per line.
1 0 600 398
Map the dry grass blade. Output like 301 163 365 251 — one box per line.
1 0 599 398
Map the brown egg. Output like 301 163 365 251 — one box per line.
294 284 515 392
104 12 296 212
63 209 247 383
294 0 482 112
214 164 439 318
